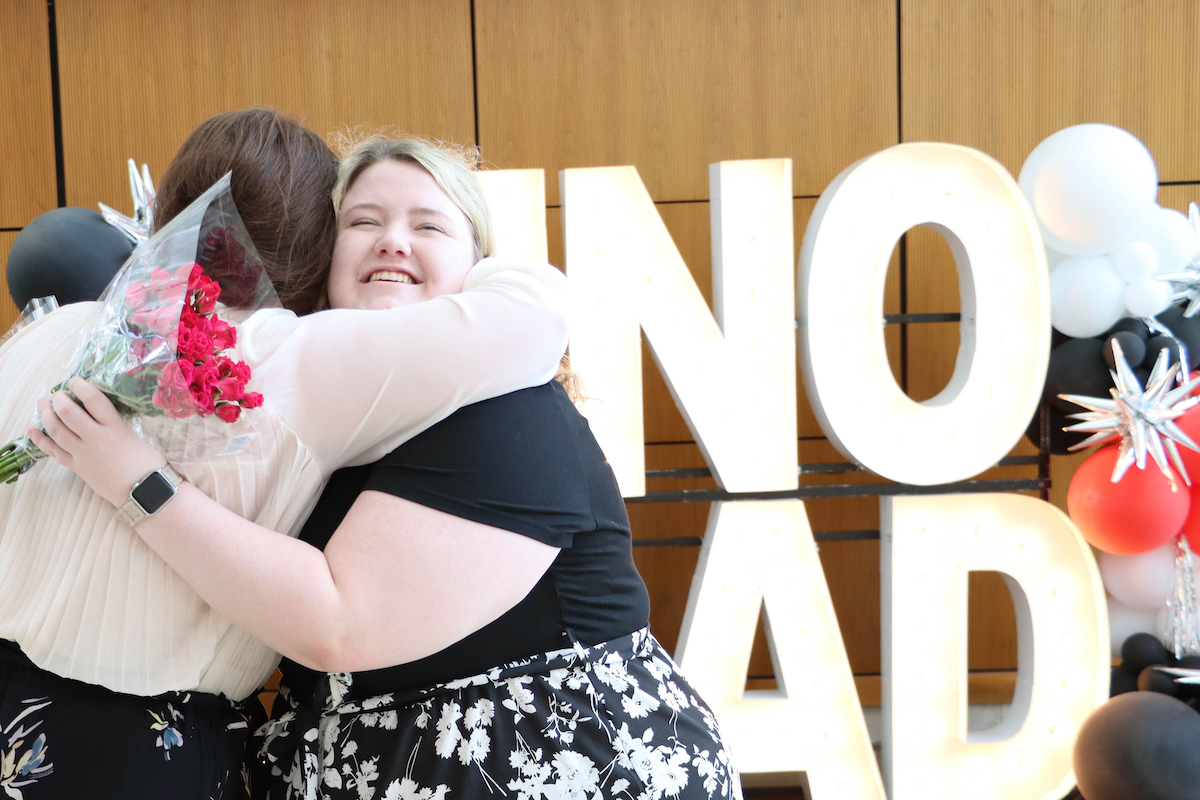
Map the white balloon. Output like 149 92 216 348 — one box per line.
1123 276 1174 317
1049 255 1127 337
1112 240 1159 282
1100 544 1177 610
1133 206 1198 275
1106 596 1168 659
1018 124 1158 256
1045 247 1071 272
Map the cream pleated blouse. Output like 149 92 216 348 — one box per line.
0 258 568 701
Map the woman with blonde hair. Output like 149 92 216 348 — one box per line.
35 134 742 800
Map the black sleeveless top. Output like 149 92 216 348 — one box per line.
279 381 650 704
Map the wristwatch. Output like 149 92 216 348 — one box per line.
116 464 185 527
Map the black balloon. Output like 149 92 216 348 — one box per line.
6 207 133 311
1023 403 1092 455
1074 692 1200 800
1154 303 1200 370
1046 338 1112 411
1103 331 1147 369
1122 632 1169 674
1105 317 1151 342
1145 335 1182 369
1110 666 1139 697
1137 665 1181 696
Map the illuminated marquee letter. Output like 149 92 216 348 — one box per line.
561 161 797 496
676 500 886 797
799 143 1050 485
476 169 549 262
881 494 1108 800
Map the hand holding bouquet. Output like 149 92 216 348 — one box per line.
0 173 277 483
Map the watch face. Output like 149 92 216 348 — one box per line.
131 471 176 514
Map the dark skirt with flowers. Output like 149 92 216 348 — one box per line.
0 639 257 800
256 628 742 800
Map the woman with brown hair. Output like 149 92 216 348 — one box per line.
0 115 567 798
33 134 742 800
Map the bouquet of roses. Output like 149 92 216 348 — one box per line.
0 172 278 483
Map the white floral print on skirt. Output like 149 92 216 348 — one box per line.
256 628 742 800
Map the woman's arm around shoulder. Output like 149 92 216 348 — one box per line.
246 258 570 473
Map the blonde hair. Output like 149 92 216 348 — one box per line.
331 134 495 261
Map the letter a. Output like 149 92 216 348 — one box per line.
676 499 886 798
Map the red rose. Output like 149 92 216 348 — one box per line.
175 262 204 291
208 318 236 350
189 385 216 415
215 374 245 401
179 305 208 333
194 279 221 315
125 282 148 308
239 392 264 409
147 305 180 336
189 330 214 360
153 386 197 419
160 359 194 394
174 325 195 358
191 358 220 394
215 403 242 423
149 268 173 286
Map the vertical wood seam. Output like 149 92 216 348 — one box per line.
47 0 65 208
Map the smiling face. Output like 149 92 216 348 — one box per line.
328 159 477 311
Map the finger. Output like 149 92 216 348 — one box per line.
50 390 98 437
68 377 123 426
27 427 69 465
36 398 81 452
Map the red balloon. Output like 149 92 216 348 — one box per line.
1174 404 1200 480
1174 406 1200 552
1067 444 1190 554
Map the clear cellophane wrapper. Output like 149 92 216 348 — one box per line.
0 173 281 480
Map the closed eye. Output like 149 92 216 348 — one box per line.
418 224 446 234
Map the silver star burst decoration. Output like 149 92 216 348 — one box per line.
98 158 155 245
1157 202 1200 318
1060 339 1200 488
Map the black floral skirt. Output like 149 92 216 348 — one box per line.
256 628 742 799
0 639 256 799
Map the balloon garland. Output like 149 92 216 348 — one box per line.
1022 125 1200 795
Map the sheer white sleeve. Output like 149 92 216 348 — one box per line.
239 258 570 476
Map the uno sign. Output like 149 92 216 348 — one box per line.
477 144 1109 800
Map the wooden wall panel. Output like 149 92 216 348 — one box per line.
0 234 21 333
475 0 898 204
1158 184 1200 216
56 0 475 213
901 0 1200 182
0 0 56 227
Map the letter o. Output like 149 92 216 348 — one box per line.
799 143 1050 485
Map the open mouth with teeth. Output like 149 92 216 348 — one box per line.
367 270 420 285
